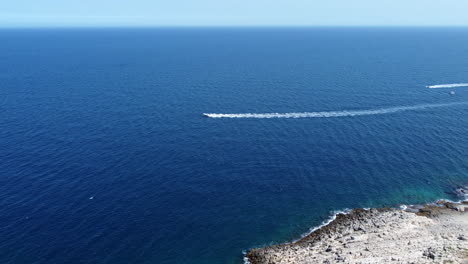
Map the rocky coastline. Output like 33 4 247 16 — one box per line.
246 188 468 264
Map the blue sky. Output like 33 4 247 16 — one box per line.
2 0 468 27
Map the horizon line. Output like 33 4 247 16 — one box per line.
2 25 468 29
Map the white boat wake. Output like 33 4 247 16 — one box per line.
203 102 467 119
427 83 468 89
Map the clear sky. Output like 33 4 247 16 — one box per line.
2 0 468 27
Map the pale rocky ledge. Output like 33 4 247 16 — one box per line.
246 189 468 264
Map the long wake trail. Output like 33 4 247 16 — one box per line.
203 102 467 119
427 83 468 89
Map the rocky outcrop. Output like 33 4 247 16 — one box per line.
246 200 468 264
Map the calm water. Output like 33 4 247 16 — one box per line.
1 28 468 264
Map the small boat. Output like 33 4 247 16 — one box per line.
450 91 456 95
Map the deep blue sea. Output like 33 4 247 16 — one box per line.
1 28 468 264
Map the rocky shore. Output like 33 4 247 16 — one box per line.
246 197 468 263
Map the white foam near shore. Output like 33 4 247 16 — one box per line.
242 208 351 264
427 83 468 89
292 209 351 243
204 101 467 119
242 251 252 264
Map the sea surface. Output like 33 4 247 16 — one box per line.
1 28 468 264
